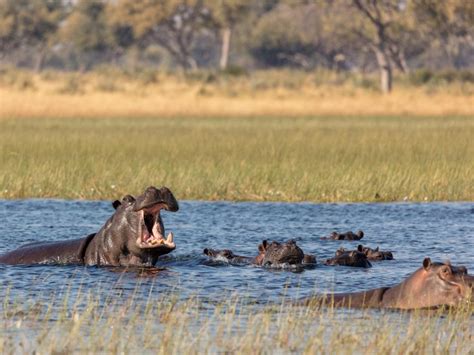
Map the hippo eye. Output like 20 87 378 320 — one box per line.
441 266 451 276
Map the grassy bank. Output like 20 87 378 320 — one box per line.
1 68 474 119
1 289 472 353
0 116 473 202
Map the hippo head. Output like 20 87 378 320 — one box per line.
361 245 393 261
331 245 372 268
203 248 236 260
408 258 474 308
261 239 304 267
103 186 179 265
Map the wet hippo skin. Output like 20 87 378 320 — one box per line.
300 258 474 309
324 245 372 268
0 186 179 267
320 230 364 240
203 239 316 267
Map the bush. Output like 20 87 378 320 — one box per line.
57 76 83 94
409 69 474 85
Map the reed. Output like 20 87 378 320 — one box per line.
1 286 472 353
0 116 473 201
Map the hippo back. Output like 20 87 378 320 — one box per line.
0 234 95 265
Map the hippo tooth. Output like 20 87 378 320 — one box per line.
166 232 174 243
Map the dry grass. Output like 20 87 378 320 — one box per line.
1 68 473 119
1 287 472 354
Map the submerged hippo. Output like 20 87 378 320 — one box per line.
0 186 179 267
300 258 474 309
203 248 256 264
320 230 364 241
360 245 394 261
324 245 372 268
203 240 316 267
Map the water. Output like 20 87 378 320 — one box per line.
1 199 473 307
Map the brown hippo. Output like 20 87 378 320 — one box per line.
300 258 474 309
360 245 394 261
0 186 179 267
320 230 364 241
203 240 316 267
324 245 372 268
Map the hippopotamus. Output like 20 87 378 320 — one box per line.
320 230 364 241
203 248 256 264
324 245 372 268
203 240 316 267
0 186 179 267
300 258 474 309
360 245 393 261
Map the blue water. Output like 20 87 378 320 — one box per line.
0 200 473 308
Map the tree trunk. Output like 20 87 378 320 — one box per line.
374 48 392 94
219 27 232 70
34 47 46 73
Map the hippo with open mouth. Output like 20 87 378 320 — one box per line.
203 239 316 267
300 258 474 309
0 186 179 267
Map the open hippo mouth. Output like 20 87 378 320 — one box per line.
134 187 179 249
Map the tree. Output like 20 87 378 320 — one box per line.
0 0 64 71
249 3 319 68
60 0 111 71
349 0 410 93
206 0 252 70
108 0 213 70
410 0 474 68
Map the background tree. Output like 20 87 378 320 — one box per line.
61 0 111 72
348 0 411 93
249 3 320 68
0 0 64 71
410 0 474 69
108 0 212 70
206 0 252 70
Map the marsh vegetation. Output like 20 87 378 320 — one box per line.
1 114 472 202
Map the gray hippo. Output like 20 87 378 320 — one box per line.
320 230 364 241
300 258 474 309
324 245 372 268
204 240 316 267
0 186 179 267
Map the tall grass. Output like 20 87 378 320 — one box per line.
0 116 473 201
1 287 472 353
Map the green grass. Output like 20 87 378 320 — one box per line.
0 116 473 201
1 287 472 353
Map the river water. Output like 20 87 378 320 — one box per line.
1 199 473 306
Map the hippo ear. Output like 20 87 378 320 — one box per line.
423 257 432 270
357 245 363 252
203 248 210 256
112 200 121 210
375 247 379 252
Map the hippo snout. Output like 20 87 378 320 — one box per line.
133 186 179 212
160 187 179 212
